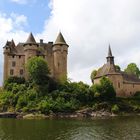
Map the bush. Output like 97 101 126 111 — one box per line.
92 77 116 100
4 76 25 91
133 91 140 98
57 81 94 105
26 56 49 85
16 95 28 110
111 104 119 114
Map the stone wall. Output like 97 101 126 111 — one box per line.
3 42 68 82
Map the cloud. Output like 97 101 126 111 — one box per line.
10 13 28 29
39 0 140 84
10 0 28 4
0 12 28 85
1 0 140 85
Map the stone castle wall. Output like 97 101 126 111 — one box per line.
3 39 68 82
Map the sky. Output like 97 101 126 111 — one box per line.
1 0 140 85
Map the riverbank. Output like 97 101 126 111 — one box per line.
0 108 140 119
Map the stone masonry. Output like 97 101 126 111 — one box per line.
3 32 69 82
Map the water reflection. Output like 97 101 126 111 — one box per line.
0 116 139 140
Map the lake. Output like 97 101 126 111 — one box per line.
0 116 139 140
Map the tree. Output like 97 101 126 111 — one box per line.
92 77 116 100
124 63 140 78
26 56 50 85
90 70 97 83
115 65 121 72
4 76 25 91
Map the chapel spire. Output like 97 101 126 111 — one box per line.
108 44 112 57
106 44 114 65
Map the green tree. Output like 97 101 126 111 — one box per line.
26 56 50 85
90 70 97 83
115 65 121 72
92 77 116 100
124 63 140 78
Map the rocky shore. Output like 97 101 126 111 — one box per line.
0 108 139 119
0 108 117 119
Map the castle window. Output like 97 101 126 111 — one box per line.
58 62 60 67
12 55 15 58
10 69 14 75
12 61 16 67
19 56 21 59
118 82 120 88
20 69 23 75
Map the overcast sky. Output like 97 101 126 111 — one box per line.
0 0 140 85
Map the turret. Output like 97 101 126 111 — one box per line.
3 41 11 82
3 41 11 54
23 33 38 79
23 32 38 63
53 32 69 81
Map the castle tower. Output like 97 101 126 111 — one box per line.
23 32 38 79
53 32 69 81
23 32 38 63
106 45 114 65
3 41 11 81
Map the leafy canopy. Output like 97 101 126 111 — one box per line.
26 56 50 85
90 70 97 83
124 63 140 78
92 77 116 100
115 65 121 72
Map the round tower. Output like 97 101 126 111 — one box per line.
3 41 11 82
53 32 69 81
23 32 38 79
23 32 38 63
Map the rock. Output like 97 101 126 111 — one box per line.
23 113 47 119
0 112 17 118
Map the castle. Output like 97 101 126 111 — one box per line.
3 32 68 82
3 32 140 97
94 46 140 97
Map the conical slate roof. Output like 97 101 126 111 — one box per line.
25 32 36 44
54 32 67 45
108 44 113 57
11 39 16 47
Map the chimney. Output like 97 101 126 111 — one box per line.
40 39 43 44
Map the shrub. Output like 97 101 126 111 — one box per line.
16 95 27 110
92 77 116 100
111 104 119 114
26 56 49 85
133 91 140 98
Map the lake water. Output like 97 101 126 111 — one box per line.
0 116 139 140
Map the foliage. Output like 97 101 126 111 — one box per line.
92 77 116 100
26 56 50 85
133 91 140 99
111 104 119 113
57 81 94 105
124 63 140 78
4 76 25 90
115 65 121 72
90 70 97 83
